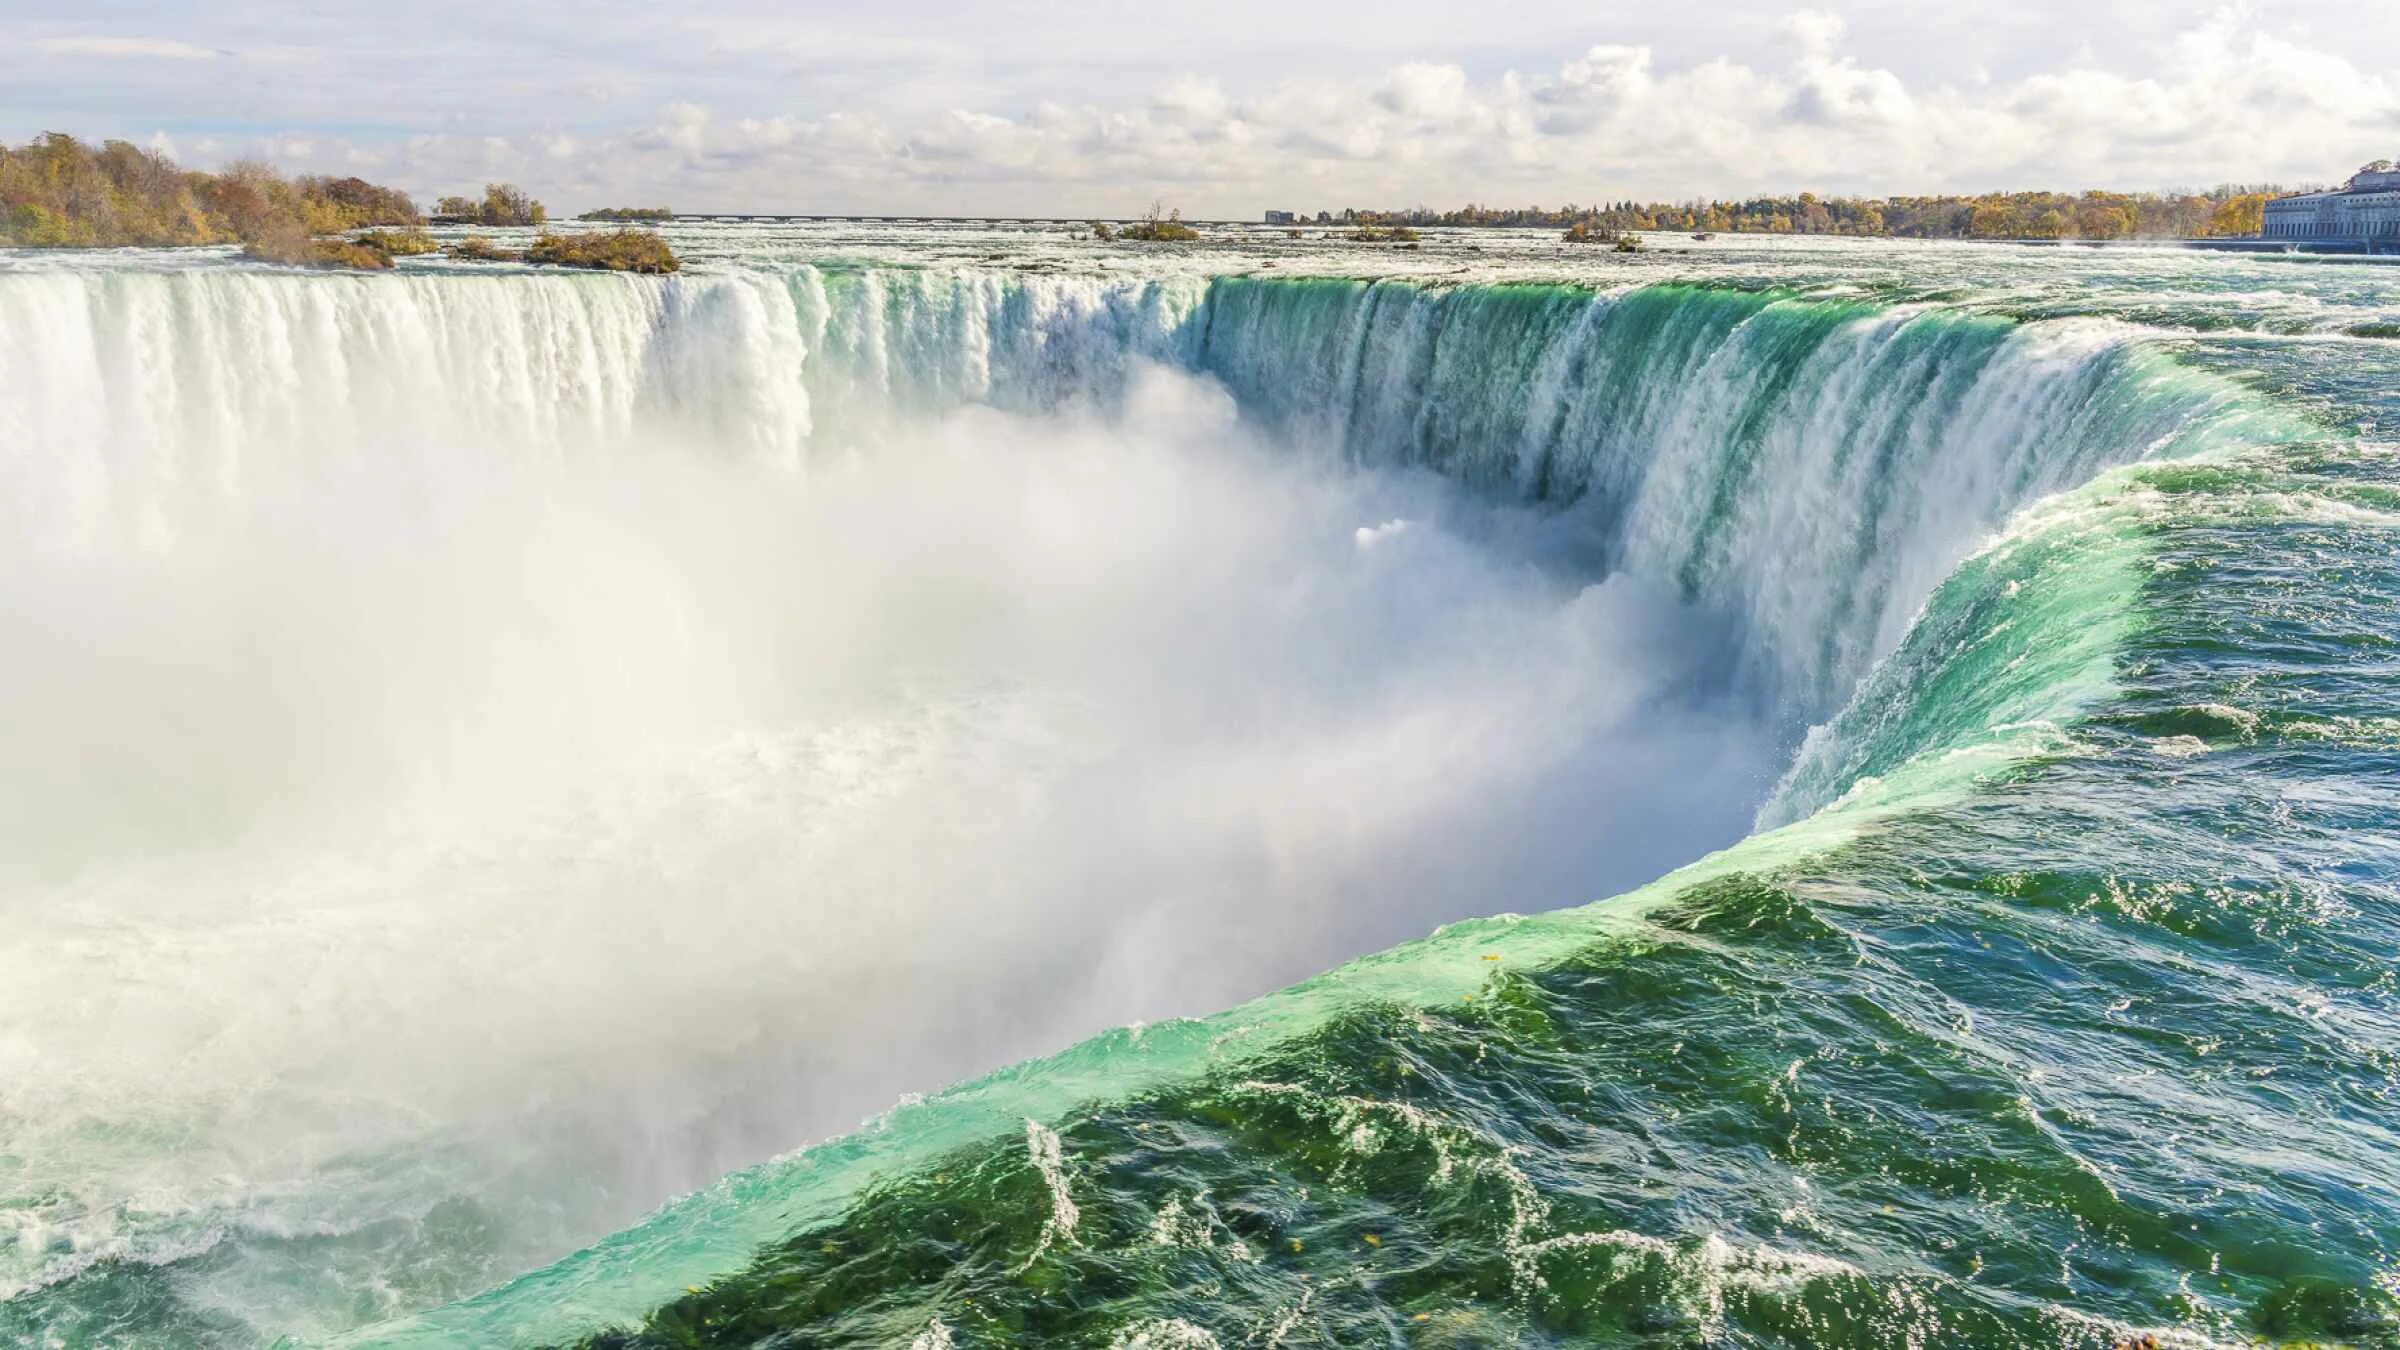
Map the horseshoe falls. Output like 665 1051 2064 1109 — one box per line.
1 229 2395 1349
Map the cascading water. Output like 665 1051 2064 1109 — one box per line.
1 230 2391 1349
1192 277 2300 722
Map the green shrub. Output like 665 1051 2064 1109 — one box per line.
1559 221 1642 250
241 222 393 270
5 201 87 246
522 229 680 273
445 235 523 262
311 240 397 269
354 227 439 256
1116 204 1199 242
429 184 547 227
478 182 546 227
297 175 418 229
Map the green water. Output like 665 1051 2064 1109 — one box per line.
3 229 2397 1347
554 447 2400 1349
551 273 2394 1348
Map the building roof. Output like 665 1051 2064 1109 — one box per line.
2267 163 2400 204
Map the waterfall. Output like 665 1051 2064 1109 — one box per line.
1191 277 2299 719
0 257 2316 1346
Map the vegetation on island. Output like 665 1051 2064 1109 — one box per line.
242 227 394 270
1114 204 1200 242
1344 225 1420 243
579 206 674 222
1561 221 1644 251
445 235 521 262
1311 185 2290 240
0 134 678 273
438 229 678 272
523 229 680 273
354 227 440 256
1 131 416 251
433 183 547 227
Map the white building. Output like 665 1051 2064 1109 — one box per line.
2262 163 2400 241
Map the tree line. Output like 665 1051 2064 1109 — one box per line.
1310 187 2285 240
0 131 561 249
1 132 418 247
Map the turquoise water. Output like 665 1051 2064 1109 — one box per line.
553 454 2400 1350
2 228 2395 1346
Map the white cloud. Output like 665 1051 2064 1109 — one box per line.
1781 10 1847 57
39 6 2393 217
1377 63 1472 120
1153 77 1231 124
634 102 711 157
32 36 221 60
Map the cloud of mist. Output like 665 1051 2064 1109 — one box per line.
0 362 1781 1321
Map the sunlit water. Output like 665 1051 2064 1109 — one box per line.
1 224 2395 1347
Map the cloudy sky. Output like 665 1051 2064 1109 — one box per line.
3 0 2395 215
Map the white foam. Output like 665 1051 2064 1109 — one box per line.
1013 1119 1081 1273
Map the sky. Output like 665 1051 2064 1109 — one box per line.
2 0 2396 216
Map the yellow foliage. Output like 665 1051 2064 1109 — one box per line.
2205 193 2270 237
1 131 417 253
522 229 680 273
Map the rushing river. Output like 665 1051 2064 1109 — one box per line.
2 224 2396 1347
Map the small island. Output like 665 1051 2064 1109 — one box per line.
580 207 675 222
1101 204 1200 242
432 184 546 228
1 133 678 274
440 229 681 274
1562 221 1643 251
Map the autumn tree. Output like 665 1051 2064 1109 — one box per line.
2206 193 2270 237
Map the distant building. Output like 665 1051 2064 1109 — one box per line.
1263 210 1297 225
2262 162 2400 241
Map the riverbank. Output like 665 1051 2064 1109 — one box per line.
1999 235 2400 258
2 133 677 274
